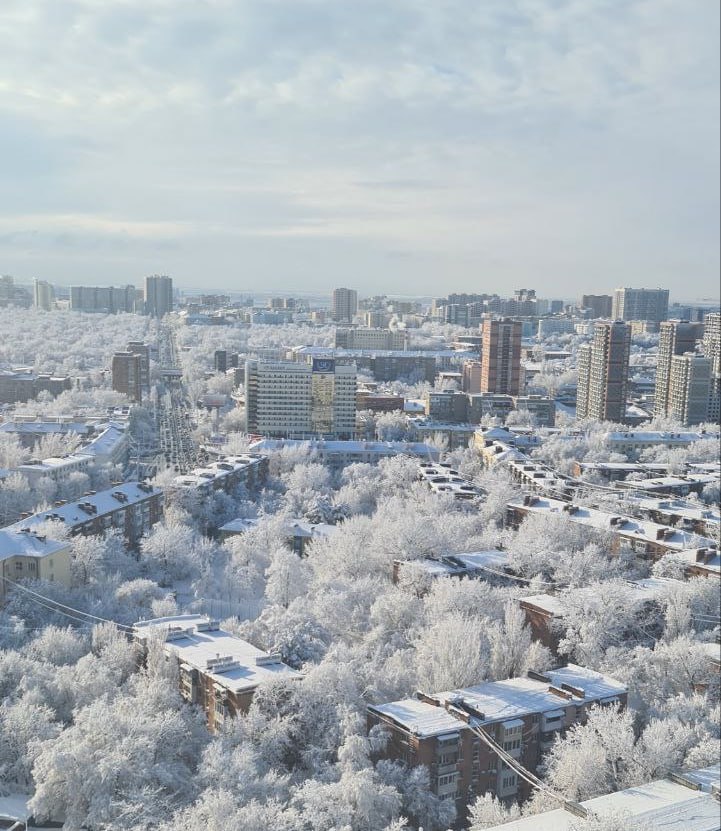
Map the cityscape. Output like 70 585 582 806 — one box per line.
1 1 719 831
0 276 719 830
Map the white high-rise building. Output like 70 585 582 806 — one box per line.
612 288 669 323
144 275 173 317
33 279 54 311
244 359 356 439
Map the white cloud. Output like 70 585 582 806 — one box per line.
0 0 717 298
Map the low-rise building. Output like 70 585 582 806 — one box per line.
418 462 484 499
483 765 720 831
132 615 301 731
506 495 719 563
606 429 719 455
368 665 627 813
170 454 268 494
0 529 72 602
17 453 93 485
393 550 511 592
6 482 163 546
247 439 440 468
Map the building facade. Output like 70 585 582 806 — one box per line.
654 320 703 418
111 352 143 402
33 279 54 311
576 321 631 422
70 285 137 313
612 288 669 323
0 530 72 603
480 318 522 396
668 354 712 426
335 328 408 350
580 294 613 318
368 665 627 814
144 274 173 317
132 615 300 732
245 359 356 438
331 287 358 323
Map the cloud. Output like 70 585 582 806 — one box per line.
0 0 717 298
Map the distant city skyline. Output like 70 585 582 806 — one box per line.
1 1 718 299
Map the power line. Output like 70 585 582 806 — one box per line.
0 575 134 632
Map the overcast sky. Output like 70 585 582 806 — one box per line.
1 0 719 300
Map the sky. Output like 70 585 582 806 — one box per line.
1 0 719 301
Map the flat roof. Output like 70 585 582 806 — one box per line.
484 769 721 831
133 615 301 694
370 664 626 738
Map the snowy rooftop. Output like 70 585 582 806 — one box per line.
18 453 92 473
483 768 721 831
171 454 264 489
671 548 721 575
607 430 719 444
521 579 683 618
219 517 260 534
370 664 626 737
249 438 440 458
80 424 127 456
133 615 301 694
0 529 70 562
6 481 161 532
508 495 718 552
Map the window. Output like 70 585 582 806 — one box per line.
437 774 458 787
502 773 518 790
503 738 522 751
15 561 23 570
438 752 457 765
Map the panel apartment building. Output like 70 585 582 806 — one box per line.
576 320 631 423
132 615 300 732
368 665 627 813
244 358 356 439
612 287 669 323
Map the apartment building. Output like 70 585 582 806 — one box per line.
245 359 356 439
132 615 300 732
654 320 704 417
126 341 151 391
0 370 72 404
111 352 143 402
70 285 137 313
0 530 72 603
7 482 163 546
576 321 631 422
368 665 627 813
484 766 720 831
170 454 268 494
580 294 612 318
17 453 93 485
606 429 719 455
393 550 510 592
668 354 712 426
144 274 173 317
612 287 669 323
506 495 719 565
331 287 358 323
33 279 54 311
335 328 409 350
480 318 522 395
461 360 482 394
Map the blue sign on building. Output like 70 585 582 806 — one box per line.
312 358 335 374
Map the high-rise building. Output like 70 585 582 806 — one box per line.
111 352 142 402
654 320 704 418
700 312 720 377
33 279 54 311
576 320 631 423
612 288 669 323
668 354 712 426
214 350 228 373
331 287 358 323
244 359 356 438
461 360 483 394
70 285 136 313
126 341 150 391
581 294 613 318
144 275 173 317
480 318 522 395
